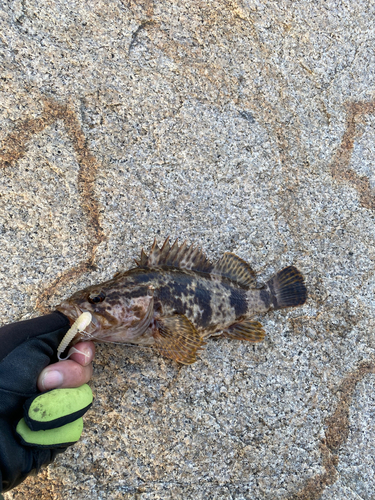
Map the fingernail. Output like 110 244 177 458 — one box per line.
81 345 93 363
42 370 64 390
67 346 91 365
80 344 94 366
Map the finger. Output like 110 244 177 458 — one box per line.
38 360 94 392
68 341 95 366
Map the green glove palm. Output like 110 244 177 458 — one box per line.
17 384 93 447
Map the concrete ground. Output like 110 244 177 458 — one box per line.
1 1 374 498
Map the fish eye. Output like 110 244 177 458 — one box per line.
88 290 106 304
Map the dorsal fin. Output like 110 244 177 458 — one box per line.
136 237 213 273
212 252 256 287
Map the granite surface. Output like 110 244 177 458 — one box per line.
1 0 374 498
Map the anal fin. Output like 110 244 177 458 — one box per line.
153 315 206 365
225 319 265 343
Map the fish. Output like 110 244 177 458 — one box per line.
56 238 307 364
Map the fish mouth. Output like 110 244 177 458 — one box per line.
56 302 100 338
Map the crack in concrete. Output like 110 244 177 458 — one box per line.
330 100 375 211
290 360 375 500
128 20 157 54
0 98 106 313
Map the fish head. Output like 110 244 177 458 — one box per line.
56 282 155 343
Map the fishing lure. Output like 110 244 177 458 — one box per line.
57 311 92 361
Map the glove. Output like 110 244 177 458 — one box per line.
0 312 93 493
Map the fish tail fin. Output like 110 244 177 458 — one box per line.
266 266 307 310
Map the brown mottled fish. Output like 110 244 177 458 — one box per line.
56 238 307 364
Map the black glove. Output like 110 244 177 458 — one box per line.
0 312 93 493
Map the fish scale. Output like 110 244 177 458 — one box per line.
56 238 307 364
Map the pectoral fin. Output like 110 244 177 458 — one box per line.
153 315 206 364
225 319 265 342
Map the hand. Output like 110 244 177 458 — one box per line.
0 312 95 493
37 340 95 391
